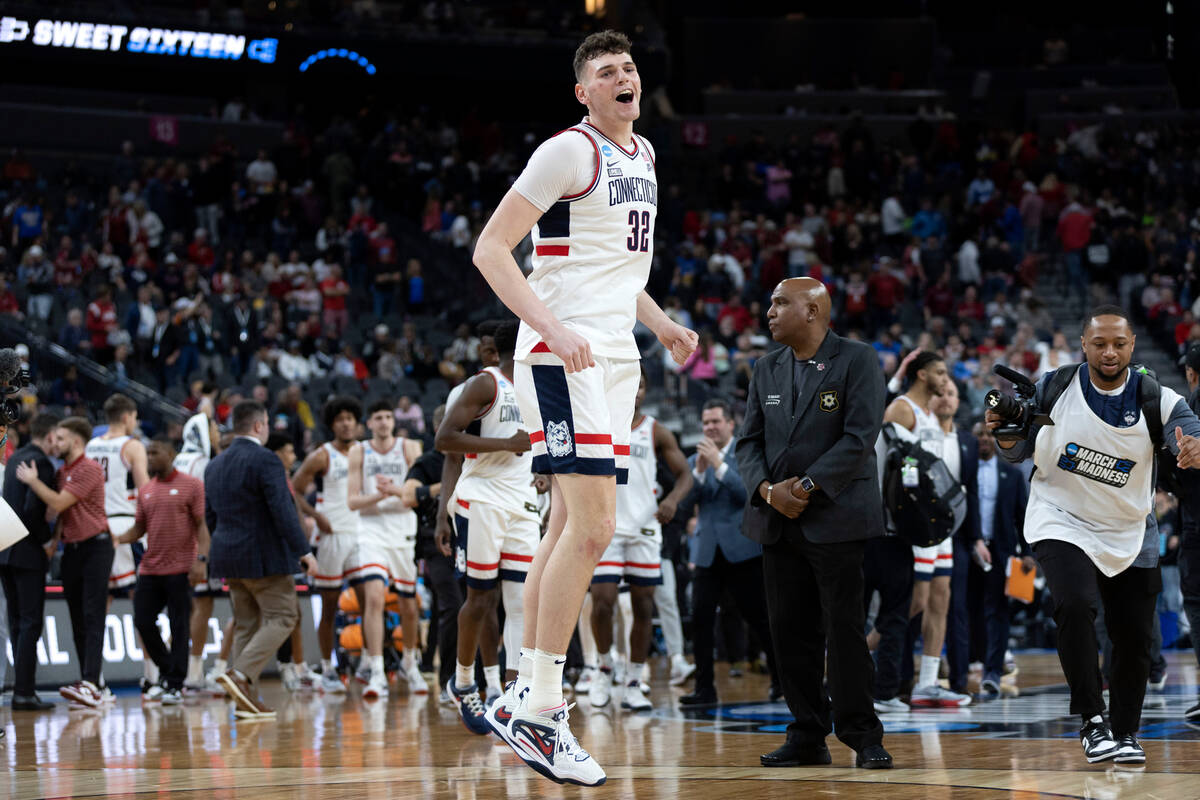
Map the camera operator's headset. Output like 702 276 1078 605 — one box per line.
1035 362 1176 492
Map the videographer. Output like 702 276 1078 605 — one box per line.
986 305 1200 766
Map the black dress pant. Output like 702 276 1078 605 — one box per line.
134 573 193 690
947 538 1011 689
691 549 777 693
0 564 47 696
422 544 462 688
1180 541 1200 671
764 534 884 751
1034 539 1160 735
60 535 115 685
861 535 913 701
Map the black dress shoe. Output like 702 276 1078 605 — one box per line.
761 741 831 767
855 744 893 769
679 687 720 708
12 694 54 711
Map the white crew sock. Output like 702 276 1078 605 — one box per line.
370 655 384 677
919 655 940 688
456 660 475 691
527 649 566 713
212 658 227 676
598 650 614 673
628 662 645 687
517 648 534 695
401 648 417 672
320 658 333 675
484 664 502 694
187 655 204 684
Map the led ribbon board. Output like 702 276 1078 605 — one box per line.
0 16 277 63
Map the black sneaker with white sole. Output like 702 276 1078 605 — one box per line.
1080 719 1118 763
1185 700 1200 724
1113 734 1145 764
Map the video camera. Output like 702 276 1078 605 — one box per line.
984 364 1054 440
0 347 31 426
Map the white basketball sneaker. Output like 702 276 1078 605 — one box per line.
589 668 613 708
620 680 652 711
507 696 607 786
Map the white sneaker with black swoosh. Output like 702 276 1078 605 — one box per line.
507 695 606 786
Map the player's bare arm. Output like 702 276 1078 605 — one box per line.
291 446 332 532
653 421 693 524
434 452 464 557
347 442 387 511
473 189 594 373
638 291 697 366
883 397 916 430
435 372 531 455
124 438 151 489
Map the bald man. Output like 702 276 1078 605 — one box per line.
736 278 893 770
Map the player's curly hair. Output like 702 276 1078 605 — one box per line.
573 30 632 82
323 395 363 432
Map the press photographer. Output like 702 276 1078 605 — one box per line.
986 306 1200 766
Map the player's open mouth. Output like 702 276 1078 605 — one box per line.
616 90 635 104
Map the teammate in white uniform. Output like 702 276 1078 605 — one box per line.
990 306 1200 764
471 30 697 787
347 399 427 697
86 394 151 692
880 351 971 708
291 396 362 694
587 370 692 712
174 407 225 693
434 321 539 733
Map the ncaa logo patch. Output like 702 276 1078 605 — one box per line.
601 144 614 157
546 420 574 458
819 390 839 412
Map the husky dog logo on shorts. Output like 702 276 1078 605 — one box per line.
546 420 574 458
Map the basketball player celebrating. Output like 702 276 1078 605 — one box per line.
588 370 691 711
435 320 538 733
292 396 363 694
471 30 697 786
86 394 151 694
348 399 427 696
880 352 972 708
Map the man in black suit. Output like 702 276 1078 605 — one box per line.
0 413 59 711
206 400 316 719
736 277 891 769
964 421 1031 696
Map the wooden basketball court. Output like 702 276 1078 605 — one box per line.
5 651 1199 799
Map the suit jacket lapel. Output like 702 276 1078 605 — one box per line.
791 331 840 436
771 347 794 421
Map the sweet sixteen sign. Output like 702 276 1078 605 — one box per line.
0 16 277 63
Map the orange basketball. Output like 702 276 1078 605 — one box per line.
339 623 363 652
385 590 401 614
338 588 360 614
391 624 404 648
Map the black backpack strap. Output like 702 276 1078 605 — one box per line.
1136 368 1163 449
1042 364 1080 416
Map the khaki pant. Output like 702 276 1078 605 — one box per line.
227 575 300 684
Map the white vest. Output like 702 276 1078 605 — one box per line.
316 443 358 535
616 415 660 536
1025 370 1154 576
455 367 538 517
85 435 136 516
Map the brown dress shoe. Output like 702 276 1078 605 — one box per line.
218 669 275 718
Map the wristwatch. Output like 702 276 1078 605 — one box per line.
799 475 816 493
196 554 209 563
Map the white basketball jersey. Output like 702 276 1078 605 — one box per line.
173 451 209 480
1025 368 1158 576
901 395 944 458
85 435 136 516
359 439 417 542
616 415 660 536
455 367 538 517
316 442 358 535
513 120 657 361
